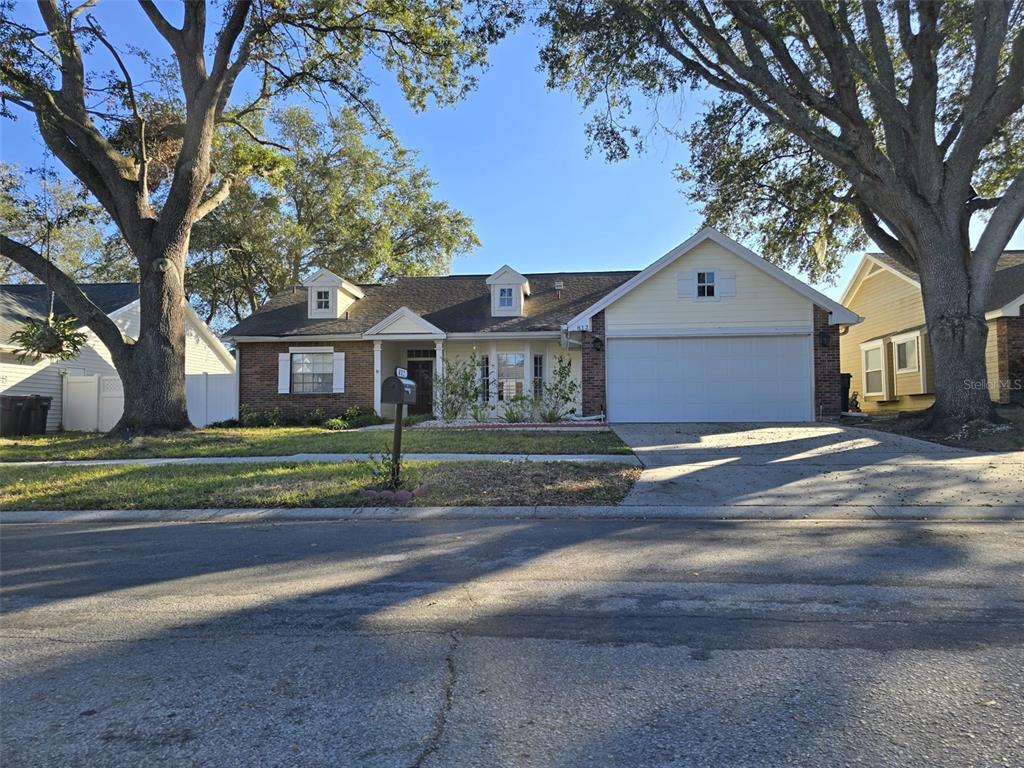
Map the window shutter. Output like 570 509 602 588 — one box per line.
677 271 696 298
277 353 290 394
718 271 736 297
332 352 346 393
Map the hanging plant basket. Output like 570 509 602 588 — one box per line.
10 315 88 362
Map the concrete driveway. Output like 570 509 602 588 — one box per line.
613 423 1024 514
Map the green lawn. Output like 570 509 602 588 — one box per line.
0 426 631 462
0 461 640 510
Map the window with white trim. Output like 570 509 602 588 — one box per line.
696 271 715 298
498 287 514 308
894 336 919 374
532 354 544 395
291 352 333 393
497 352 524 401
862 343 885 396
315 289 331 311
478 355 491 403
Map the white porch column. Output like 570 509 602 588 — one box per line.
434 340 444 415
488 341 499 406
523 340 533 399
373 341 383 416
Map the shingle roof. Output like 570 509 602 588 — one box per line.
224 271 639 338
0 283 138 345
869 251 1024 312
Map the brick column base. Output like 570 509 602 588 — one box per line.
813 306 842 419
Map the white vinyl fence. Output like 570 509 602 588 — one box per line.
62 372 237 432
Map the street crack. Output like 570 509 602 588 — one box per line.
409 631 459 768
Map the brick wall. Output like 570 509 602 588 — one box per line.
581 311 606 417
814 306 842 419
238 341 375 420
1002 308 1024 404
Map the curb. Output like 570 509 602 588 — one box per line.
2 504 1022 524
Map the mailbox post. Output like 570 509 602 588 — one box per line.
380 374 417 487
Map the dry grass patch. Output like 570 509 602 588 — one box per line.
851 404 1024 452
0 461 639 511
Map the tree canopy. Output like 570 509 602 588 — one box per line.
539 0 1024 428
188 106 479 327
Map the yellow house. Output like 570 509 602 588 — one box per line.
839 252 1024 412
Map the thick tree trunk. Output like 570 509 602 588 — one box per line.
108 239 193 435
916 236 997 434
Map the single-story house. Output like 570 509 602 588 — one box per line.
839 252 1024 411
225 228 860 423
0 283 236 431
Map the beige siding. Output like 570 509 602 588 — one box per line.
840 269 929 412
985 321 1003 402
605 240 813 332
840 266 1003 411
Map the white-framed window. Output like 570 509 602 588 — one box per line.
498 287 514 308
478 355 491 403
861 341 886 397
894 334 919 374
532 354 544 395
696 271 716 298
315 289 331 311
497 352 524 401
291 351 333 393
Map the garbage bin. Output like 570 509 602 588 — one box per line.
0 395 29 437
840 373 853 412
25 395 52 435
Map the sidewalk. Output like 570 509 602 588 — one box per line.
3 504 1021 524
3 452 641 468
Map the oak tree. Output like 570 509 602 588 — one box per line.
540 0 1024 430
1 0 519 433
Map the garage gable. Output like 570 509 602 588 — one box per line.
565 228 860 333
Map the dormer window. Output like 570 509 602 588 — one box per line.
302 268 365 319
315 289 331 311
486 265 530 318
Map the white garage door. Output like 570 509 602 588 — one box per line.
606 335 813 422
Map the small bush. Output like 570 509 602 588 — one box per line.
305 407 327 427
323 417 348 431
434 354 482 421
239 405 283 427
469 402 492 423
344 405 385 429
535 355 579 422
499 395 531 423
403 413 433 427
369 447 420 491
206 418 241 428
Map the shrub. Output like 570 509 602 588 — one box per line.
304 407 327 427
499 395 531 423
434 354 481 421
239 405 283 427
323 417 348 431
369 447 420 491
403 413 433 427
469 401 492 423
344 404 385 428
206 418 241 428
535 356 579 422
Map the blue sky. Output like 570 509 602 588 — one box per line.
2 10 1021 301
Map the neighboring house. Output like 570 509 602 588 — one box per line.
0 283 236 431
225 228 860 423
839 252 1024 412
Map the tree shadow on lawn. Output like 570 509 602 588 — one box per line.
2 516 1023 766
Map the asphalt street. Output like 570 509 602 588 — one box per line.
2 519 1022 767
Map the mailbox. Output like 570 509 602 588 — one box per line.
381 375 417 405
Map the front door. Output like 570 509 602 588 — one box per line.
406 360 434 415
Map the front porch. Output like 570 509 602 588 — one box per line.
367 323 582 421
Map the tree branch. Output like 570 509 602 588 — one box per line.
0 235 130 356
193 178 233 221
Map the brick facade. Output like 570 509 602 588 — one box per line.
238 341 375 420
999 307 1024 404
813 306 842 419
581 311 606 417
